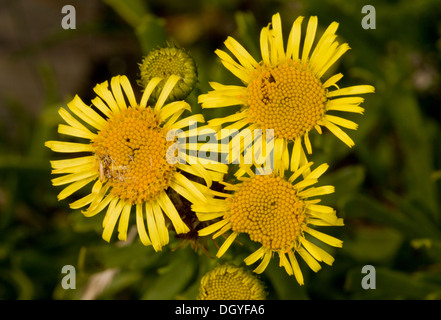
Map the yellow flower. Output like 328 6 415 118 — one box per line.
194 162 343 285
197 264 267 300
45 75 227 251
199 13 374 172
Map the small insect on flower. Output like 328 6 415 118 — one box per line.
99 158 104 182
97 154 114 183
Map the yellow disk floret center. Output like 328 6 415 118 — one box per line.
225 175 306 251
92 107 175 204
247 60 327 140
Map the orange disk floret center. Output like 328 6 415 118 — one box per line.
92 107 175 204
225 175 306 251
247 60 326 140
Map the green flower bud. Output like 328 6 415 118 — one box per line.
138 44 198 103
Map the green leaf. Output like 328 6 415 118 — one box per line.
383 55 439 220
141 247 197 300
234 11 260 59
135 14 167 55
102 0 148 27
342 194 423 238
263 260 309 300
104 0 166 55
99 271 144 299
345 267 441 299
103 242 166 270
343 226 403 265
316 165 365 207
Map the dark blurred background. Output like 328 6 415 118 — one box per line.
1 0 441 300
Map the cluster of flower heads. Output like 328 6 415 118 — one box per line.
46 13 373 296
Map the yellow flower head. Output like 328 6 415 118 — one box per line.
45 75 226 251
194 162 343 285
199 13 375 172
197 264 267 300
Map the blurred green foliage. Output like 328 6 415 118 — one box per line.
1 0 441 300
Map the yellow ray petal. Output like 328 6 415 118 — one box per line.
83 193 113 217
244 247 267 265
50 156 94 170
298 185 335 198
305 227 343 247
58 107 88 131
136 203 152 246
297 247 322 272
317 43 351 78
93 81 119 114
216 232 238 258
110 75 127 110
155 74 181 112
157 191 190 234
293 178 318 191
198 219 230 237
169 180 199 204
140 77 162 108
325 115 359 130
322 118 355 148
306 163 329 180
301 16 318 61
102 198 124 242
288 252 304 285
224 37 258 70
323 73 343 89
208 111 248 127
91 96 112 118
304 131 312 154
68 95 106 130
51 170 98 186
278 252 293 275
309 22 339 71
57 176 96 200
170 114 205 130
288 161 314 183
220 59 252 84
260 25 271 65
195 211 225 222
327 104 365 114
57 124 96 140
213 222 232 239
290 136 302 172
271 13 285 63
253 250 272 274
119 75 138 108
51 162 96 174
69 192 95 210
45 141 93 153
145 202 162 251
117 202 132 241
300 237 335 265
327 85 375 98
286 16 304 60
159 101 191 123
152 200 169 247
